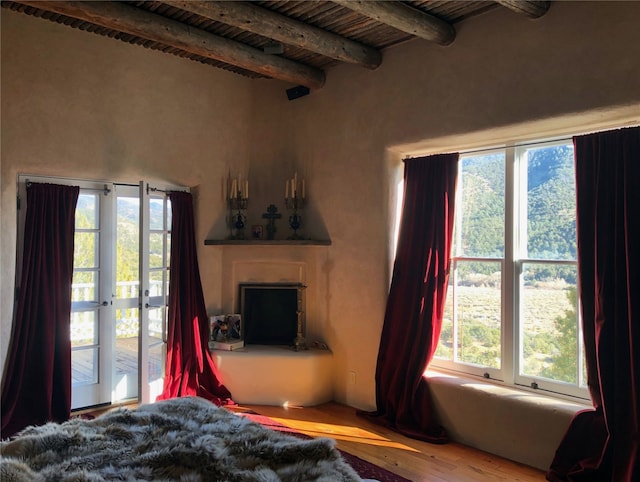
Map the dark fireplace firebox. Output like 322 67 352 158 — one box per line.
238 283 306 347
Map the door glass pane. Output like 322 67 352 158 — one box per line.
148 307 165 343
149 198 164 230
72 348 98 386
70 310 97 346
72 271 97 302
149 233 165 268
166 233 171 268
116 196 140 283
74 232 98 268
114 307 139 401
524 144 576 260
149 270 164 297
115 194 141 402
455 261 502 369
76 193 98 228
520 263 578 383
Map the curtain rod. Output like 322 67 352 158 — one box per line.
26 180 111 195
147 184 169 194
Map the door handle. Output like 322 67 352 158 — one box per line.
145 303 163 309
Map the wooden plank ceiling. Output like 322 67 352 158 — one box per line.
2 1 550 91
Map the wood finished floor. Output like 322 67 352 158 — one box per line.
238 402 547 482
86 400 547 481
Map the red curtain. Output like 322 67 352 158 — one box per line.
1 183 79 438
547 126 640 481
157 191 232 405
359 153 458 443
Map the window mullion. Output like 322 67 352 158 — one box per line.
503 146 516 384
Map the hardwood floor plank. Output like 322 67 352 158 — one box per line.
241 402 547 481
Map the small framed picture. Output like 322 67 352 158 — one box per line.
251 225 263 239
210 314 242 341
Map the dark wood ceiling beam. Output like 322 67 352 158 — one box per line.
331 0 455 46
163 1 382 70
495 1 550 18
14 0 326 89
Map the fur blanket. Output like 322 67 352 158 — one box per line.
0 396 361 481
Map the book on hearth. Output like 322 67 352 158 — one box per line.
209 338 245 351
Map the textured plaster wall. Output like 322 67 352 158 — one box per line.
0 11 253 374
2 1 639 417
247 0 640 410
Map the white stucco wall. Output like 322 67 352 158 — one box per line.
263 0 640 409
2 0 639 419
0 10 254 376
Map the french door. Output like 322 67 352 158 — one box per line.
17 176 172 410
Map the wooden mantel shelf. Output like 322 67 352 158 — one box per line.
204 239 331 246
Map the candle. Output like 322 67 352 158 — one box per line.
285 180 289 199
245 180 249 199
231 179 237 197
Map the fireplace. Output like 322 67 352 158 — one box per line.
238 283 305 345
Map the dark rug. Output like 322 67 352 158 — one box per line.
239 411 411 482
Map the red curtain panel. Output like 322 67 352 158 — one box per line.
547 126 640 481
157 191 232 405
359 153 458 443
1 183 79 438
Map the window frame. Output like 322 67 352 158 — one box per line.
428 140 589 402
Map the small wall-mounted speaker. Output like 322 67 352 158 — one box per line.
286 85 310 101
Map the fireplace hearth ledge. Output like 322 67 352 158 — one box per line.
211 345 333 406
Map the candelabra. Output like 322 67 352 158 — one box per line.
285 173 306 240
227 177 249 240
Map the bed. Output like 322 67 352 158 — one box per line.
0 396 363 481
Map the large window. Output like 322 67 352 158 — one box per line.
432 140 587 400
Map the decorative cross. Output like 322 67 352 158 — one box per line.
261 204 282 240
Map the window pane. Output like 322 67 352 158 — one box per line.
455 261 502 369
456 154 505 258
520 263 578 383
435 276 454 360
525 144 576 260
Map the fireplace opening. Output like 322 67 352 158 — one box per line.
238 283 304 345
